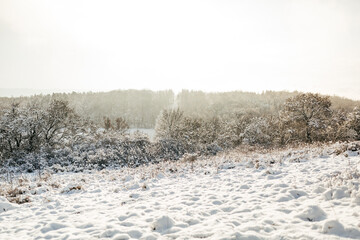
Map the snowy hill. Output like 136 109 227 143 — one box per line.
0 143 359 239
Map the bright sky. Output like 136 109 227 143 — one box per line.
0 0 360 99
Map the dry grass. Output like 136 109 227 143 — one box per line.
0 170 61 204
60 184 83 193
1 185 30 204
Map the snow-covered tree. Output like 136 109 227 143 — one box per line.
281 93 332 143
0 99 79 161
42 99 77 147
324 110 355 141
0 103 27 157
345 107 360 140
155 109 184 140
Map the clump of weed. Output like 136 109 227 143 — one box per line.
4 186 31 204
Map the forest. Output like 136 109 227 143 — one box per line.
0 89 359 172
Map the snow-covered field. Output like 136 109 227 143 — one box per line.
1 143 360 240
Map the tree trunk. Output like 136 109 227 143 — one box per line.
306 127 312 143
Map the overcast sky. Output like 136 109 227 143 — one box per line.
1 0 360 99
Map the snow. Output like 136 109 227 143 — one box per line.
0 197 16 213
0 143 360 239
295 205 327 222
151 216 175 232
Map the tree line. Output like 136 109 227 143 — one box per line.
0 89 175 128
156 93 360 150
1 89 358 129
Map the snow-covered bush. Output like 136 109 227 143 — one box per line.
155 109 184 140
155 109 224 156
151 138 186 161
346 107 360 140
242 117 271 145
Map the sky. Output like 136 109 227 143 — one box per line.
0 0 360 99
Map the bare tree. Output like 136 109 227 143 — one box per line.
103 117 112 130
115 117 129 133
43 99 76 146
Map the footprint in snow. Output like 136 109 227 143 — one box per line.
127 230 142 238
212 200 223 205
288 189 307 199
129 193 140 199
100 229 121 238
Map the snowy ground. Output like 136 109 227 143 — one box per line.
1 143 360 240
